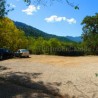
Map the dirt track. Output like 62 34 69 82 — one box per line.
1 55 98 98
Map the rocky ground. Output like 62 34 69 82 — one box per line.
0 55 98 98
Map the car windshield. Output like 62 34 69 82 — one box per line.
20 49 28 52
0 48 10 52
0 49 3 52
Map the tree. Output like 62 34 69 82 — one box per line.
81 13 98 54
48 38 62 54
42 40 50 54
0 17 28 51
24 0 79 9
32 37 44 54
0 0 14 18
0 0 6 17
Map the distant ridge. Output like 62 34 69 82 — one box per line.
14 21 73 42
66 36 83 42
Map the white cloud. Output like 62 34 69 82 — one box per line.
45 15 76 24
66 18 76 24
22 5 40 15
37 6 40 10
9 3 16 8
45 15 65 22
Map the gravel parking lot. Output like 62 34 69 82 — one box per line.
1 55 98 98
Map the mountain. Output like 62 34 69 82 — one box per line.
66 36 83 42
14 21 73 42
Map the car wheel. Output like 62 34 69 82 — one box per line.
27 56 29 58
19 54 22 58
0 55 3 60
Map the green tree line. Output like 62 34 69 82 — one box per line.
29 37 84 56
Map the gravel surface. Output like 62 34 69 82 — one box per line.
1 55 98 98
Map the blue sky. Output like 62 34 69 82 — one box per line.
7 0 98 37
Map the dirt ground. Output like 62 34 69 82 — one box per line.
1 55 98 98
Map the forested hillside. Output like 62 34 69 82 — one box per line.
14 21 73 42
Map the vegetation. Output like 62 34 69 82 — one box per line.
81 13 98 55
0 17 28 51
24 0 79 10
0 0 14 18
1 13 98 56
14 21 72 42
27 37 84 56
0 17 83 56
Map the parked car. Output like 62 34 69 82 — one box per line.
15 49 29 58
0 48 14 60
